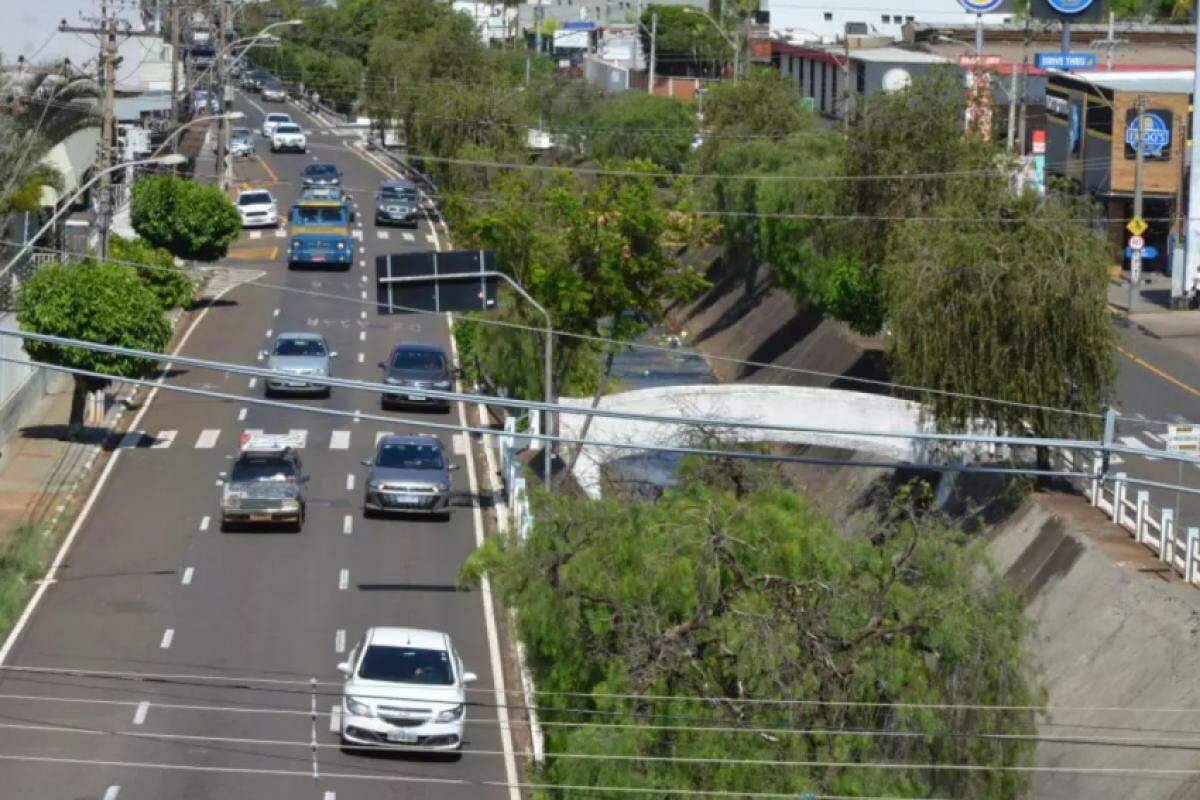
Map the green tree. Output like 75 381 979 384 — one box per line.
696 68 811 170
107 235 194 311
582 93 695 172
465 468 1039 799
885 189 1116 464
130 175 240 262
640 5 731 78
17 261 171 434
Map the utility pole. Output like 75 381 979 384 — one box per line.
842 26 850 134
1130 93 1147 313
1186 6 1200 305
169 0 181 125
533 4 543 57
647 12 657 95
1090 12 1127 72
215 0 228 190
1006 63 1018 152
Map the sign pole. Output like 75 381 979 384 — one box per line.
1186 8 1200 304
975 12 983 54
1131 94 1147 313
1061 20 1070 55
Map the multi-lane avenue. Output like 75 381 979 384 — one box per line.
0 91 519 799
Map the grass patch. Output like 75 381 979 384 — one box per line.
0 523 54 640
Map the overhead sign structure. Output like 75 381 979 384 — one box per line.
1035 52 1097 70
1124 110 1173 161
958 0 1004 11
1127 216 1148 236
375 250 498 314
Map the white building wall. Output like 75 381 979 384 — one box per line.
766 0 1011 44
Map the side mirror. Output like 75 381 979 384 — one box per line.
447 463 460 472
377 362 387 370
336 661 352 676
462 671 478 685
360 458 372 467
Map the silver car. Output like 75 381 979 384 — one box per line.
230 126 255 157
362 435 456 519
266 333 335 396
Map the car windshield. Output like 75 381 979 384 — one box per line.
391 349 444 370
274 338 326 357
358 645 453 685
238 192 272 206
231 456 296 483
267 114 290 123
376 443 445 470
232 127 251 138
305 165 337 178
379 185 417 201
293 206 346 225
276 124 301 134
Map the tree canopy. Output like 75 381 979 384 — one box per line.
130 175 240 262
107 235 195 311
466 466 1040 799
581 93 696 173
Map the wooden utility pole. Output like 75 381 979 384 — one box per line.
647 12 657 95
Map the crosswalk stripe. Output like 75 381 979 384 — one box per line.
1143 431 1165 444
274 228 287 238
425 234 436 244
377 230 389 240
289 429 308 448
352 229 363 241
453 433 469 456
330 430 350 450
195 429 221 449
151 430 177 449
401 232 414 242
375 431 395 445
249 230 262 240
1119 435 1161 461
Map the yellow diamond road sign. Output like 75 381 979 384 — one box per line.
1127 217 1148 237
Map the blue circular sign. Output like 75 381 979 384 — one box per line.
1126 112 1171 158
1046 0 1097 13
958 0 1003 11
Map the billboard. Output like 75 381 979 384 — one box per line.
1029 0 1105 22
1124 109 1174 162
375 250 499 314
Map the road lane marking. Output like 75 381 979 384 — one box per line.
377 230 389 240
273 308 280 317
248 377 257 389
181 567 194 586
375 431 392 445
249 230 261 240
401 232 414 242
425 234 436 244
1119 434 1161 461
360 290 367 300
195 429 220 449
343 515 353 536
199 516 210 531
360 274 367 283
359 330 366 342
237 408 247 422
357 352 364 363
151 430 176 449
360 310 367 320
453 433 469 456
346 473 355 491
352 229 363 241
1144 431 1165 444
359 259 365 267
274 228 286 238
103 787 120 800
324 791 336 800
335 629 346 653
328 705 340 733
338 569 349 591
160 629 174 649
288 429 309 448
353 409 361 423
1117 344 1200 400
132 702 149 725
330 430 350 450
265 328 273 338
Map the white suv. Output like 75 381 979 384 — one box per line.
235 189 277 228
261 112 292 138
271 123 307 153
338 627 476 752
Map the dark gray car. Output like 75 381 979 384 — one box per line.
380 342 454 412
374 179 420 228
362 435 456 518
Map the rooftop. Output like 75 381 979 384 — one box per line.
850 46 950 64
1056 69 1194 94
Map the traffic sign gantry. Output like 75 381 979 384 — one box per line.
1128 235 1145 250
1127 217 1148 237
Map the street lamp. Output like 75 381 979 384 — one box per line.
683 7 740 83
150 110 245 159
1 154 187 277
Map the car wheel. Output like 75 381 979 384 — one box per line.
363 507 377 520
294 508 305 532
220 517 231 533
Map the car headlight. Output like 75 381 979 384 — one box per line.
433 380 451 389
437 482 449 492
385 377 401 385
223 492 243 508
280 499 300 511
337 241 345 249
367 480 384 492
345 697 373 717
435 704 464 723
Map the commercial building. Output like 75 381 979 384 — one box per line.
762 0 1011 45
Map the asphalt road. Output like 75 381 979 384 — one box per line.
0 91 518 799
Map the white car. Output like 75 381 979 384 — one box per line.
261 84 287 103
235 189 278 228
338 627 476 752
261 112 292 138
271 123 307 154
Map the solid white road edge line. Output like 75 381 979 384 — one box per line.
0 280 241 666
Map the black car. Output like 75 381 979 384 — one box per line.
380 342 454 412
374 179 420 228
302 162 341 188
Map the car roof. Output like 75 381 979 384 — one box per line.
305 162 337 171
380 179 416 189
366 627 450 650
377 433 443 448
237 189 272 199
294 200 343 209
390 341 445 354
266 112 290 119
276 331 324 341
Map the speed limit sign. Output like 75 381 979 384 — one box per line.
1129 235 1145 250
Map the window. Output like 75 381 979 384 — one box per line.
274 338 326 357
906 15 915 22
376 444 446 471
391 349 446 370
819 63 827 112
857 63 866 94
358 646 453 686
881 14 891 23
823 12 832 21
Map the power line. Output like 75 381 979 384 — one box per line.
7 240 1108 423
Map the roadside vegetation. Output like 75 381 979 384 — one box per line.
0 524 53 645
465 462 1041 799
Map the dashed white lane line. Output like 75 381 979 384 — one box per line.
360 273 367 283
343 515 353 536
360 310 367 320
335 629 346 654
248 377 257 389
288 429 309 448
237 408 247 422
324 790 336 800
359 259 365 267
357 352 364 364
256 351 265 361
194 429 220 449
359 330 366 342
453 433 469 457
352 229 363 241
353 409 362 423
181 567 194 586
338 569 349 591
273 308 280 317
199 516 210 531
265 328 273 338
151 430 176 449
330 430 350 450
328 706 340 734
360 290 367 300
132 702 149 726
346 473 355 491
103 787 121 800
159 629 174 650
274 228 287 238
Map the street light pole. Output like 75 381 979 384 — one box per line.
1 154 187 279
377 269 555 486
149 111 245 159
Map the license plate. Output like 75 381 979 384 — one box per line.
386 729 418 743
389 494 420 505
248 513 273 521
407 394 426 401
311 254 326 262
